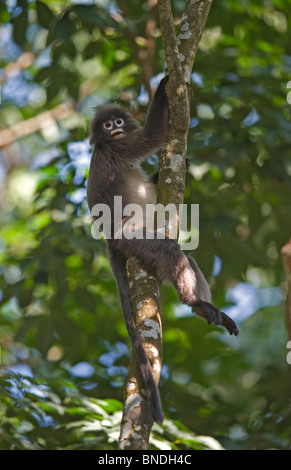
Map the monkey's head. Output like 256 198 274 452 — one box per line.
90 104 139 146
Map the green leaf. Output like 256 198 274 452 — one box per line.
10 0 28 45
71 5 107 27
54 10 76 43
36 1 55 29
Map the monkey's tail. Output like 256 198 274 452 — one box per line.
108 248 164 425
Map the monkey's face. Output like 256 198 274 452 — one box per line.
90 105 140 146
103 117 125 140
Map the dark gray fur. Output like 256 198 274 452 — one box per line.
87 76 238 425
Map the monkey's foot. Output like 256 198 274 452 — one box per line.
192 301 239 336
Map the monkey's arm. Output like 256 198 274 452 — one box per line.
113 76 169 161
143 75 169 142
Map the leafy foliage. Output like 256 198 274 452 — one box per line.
0 0 291 450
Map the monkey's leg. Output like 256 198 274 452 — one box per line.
187 256 239 335
107 245 164 425
115 237 238 335
190 300 239 335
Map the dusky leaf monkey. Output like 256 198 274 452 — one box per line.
87 75 238 425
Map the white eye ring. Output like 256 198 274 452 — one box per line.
114 118 124 127
104 120 113 130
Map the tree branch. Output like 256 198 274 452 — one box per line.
157 0 212 224
119 257 162 450
281 239 291 341
178 0 213 83
0 102 74 148
118 0 213 449
157 0 184 83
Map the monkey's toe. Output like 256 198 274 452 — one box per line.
192 301 239 336
220 312 239 336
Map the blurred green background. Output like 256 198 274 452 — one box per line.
0 0 290 450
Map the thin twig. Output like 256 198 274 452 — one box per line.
0 102 74 148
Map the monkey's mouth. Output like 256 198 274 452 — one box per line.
111 129 125 140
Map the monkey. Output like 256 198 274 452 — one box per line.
87 75 239 426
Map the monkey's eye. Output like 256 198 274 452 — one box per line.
103 120 113 130
114 118 124 127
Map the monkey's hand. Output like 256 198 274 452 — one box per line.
192 301 239 336
158 74 169 90
153 74 169 104
145 74 169 139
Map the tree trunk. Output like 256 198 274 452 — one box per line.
281 239 291 341
119 0 213 450
119 258 162 450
